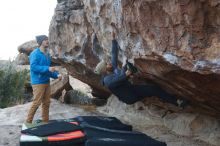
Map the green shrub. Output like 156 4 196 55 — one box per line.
0 61 29 108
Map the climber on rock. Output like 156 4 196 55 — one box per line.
94 30 187 108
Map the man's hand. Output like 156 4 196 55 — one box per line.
49 67 56 72
58 74 62 80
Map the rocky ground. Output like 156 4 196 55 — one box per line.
98 96 219 146
0 98 216 146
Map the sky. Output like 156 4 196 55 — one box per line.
0 0 57 60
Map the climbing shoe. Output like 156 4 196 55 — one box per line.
177 99 188 109
126 60 138 74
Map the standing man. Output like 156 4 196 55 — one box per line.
26 35 62 123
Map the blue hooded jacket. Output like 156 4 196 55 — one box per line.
29 48 58 85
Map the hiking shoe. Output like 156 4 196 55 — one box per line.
126 60 138 74
177 99 188 109
24 122 33 128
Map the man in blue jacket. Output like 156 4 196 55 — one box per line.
26 35 62 123
95 32 187 107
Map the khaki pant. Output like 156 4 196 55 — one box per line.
26 84 51 123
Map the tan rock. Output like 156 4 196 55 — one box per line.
17 40 38 55
48 0 220 117
15 53 29 65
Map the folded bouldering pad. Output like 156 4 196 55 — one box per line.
20 119 85 146
20 116 166 146
21 121 82 136
74 116 132 131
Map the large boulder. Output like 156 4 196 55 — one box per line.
17 40 38 55
15 40 38 65
49 0 220 117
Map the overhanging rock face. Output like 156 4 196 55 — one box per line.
49 0 220 117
